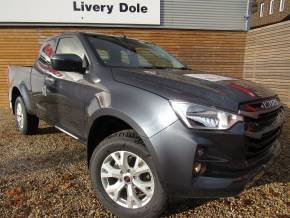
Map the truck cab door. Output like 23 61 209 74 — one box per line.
44 37 87 138
31 40 57 120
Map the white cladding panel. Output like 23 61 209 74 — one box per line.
0 0 160 25
0 0 249 30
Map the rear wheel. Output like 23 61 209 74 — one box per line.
90 130 167 218
15 96 39 135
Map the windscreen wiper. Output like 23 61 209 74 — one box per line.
177 66 191 70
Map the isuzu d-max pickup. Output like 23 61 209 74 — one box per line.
8 32 285 218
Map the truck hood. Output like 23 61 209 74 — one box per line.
112 68 276 112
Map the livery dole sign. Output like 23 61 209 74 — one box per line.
0 0 160 25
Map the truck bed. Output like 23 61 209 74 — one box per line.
8 65 33 108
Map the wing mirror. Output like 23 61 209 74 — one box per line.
51 54 84 73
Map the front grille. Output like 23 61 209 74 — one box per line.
245 127 281 159
243 107 284 160
245 108 282 132
257 108 282 122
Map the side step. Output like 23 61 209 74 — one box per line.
55 126 79 140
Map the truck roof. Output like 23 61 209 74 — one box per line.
47 32 146 43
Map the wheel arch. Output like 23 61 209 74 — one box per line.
86 109 156 167
11 84 33 114
11 86 21 114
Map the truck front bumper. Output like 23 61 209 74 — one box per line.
186 141 280 198
143 120 281 198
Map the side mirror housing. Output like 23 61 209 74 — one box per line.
51 54 84 73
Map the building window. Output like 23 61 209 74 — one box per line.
260 3 265 17
279 0 285 11
269 0 275 14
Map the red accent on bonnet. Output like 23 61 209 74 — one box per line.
229 83 257 98
244 104 257 112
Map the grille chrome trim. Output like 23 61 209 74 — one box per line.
242 100 284 160
244 109 285 139
238 105 282 119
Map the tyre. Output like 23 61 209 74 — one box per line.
15 96 39 135
90 130 167 218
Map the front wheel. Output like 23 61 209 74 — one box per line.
15 96 39 135
90 130 167 218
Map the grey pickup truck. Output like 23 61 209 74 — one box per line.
8 32 285 218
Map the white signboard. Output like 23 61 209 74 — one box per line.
0 0 160 25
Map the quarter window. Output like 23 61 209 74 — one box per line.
260 3 265 17
269 0 274 14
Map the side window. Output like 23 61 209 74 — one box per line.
269 0 274 15
56 37 86 59
280 0 285 11
260 3 265 17
39 40 56 65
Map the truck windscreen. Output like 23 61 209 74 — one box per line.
86 35 186 69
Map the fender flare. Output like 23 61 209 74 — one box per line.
18 83 33 114
87 107 148 138
86 107 164 180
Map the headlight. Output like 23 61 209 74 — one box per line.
170 101 243 130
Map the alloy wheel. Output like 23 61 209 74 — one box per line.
16 102 24 129
100 150 155 209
